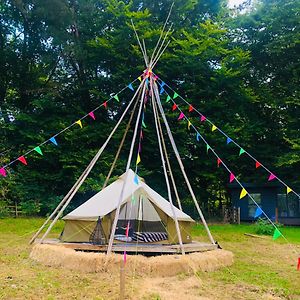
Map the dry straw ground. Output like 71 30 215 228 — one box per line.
0 218 299 300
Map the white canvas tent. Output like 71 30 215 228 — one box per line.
61 169 194 244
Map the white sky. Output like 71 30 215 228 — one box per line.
228 0 245 8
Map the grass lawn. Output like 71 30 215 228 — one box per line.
0 218 299 299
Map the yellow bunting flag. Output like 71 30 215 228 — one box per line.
240 188 247 199
287 186 292 194
138 76 142 82
136 154 141 165
212 125 217 132
75 120 83 128
188 121 191 130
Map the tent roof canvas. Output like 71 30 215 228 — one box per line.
63 169 194 222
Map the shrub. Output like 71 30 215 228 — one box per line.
254 218 282 235
0 201 10 218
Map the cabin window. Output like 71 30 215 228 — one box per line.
278 193 300 218
248 193 261 217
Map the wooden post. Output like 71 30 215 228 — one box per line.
238 207 241 225
275 207 278 223
15 202 18 218
120 260 125 300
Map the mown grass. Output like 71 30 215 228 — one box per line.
0 218 299 300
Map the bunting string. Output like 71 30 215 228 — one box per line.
0 76 141 177
159 87 298 252
155 74 300 200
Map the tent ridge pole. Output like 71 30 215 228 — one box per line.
153 81 215 245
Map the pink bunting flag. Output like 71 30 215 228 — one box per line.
178 112 184 120
189 105 194 112
172 104 177 111
297 257 300 271
88 111 95 120
103 101 107 109
255 161 261 169
123 251 127 263
140 130 143 139
200 115 206 122
229 173 235 183
18 156 27 165
125 222 130 237
217 158 222 167
0 167 6 177
268 173 276 181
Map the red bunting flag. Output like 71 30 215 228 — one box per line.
255 161 261 169
178 112 184 120
172 104 177 111
88 111 95 120
18 156 27 165
217 158 222 167
268 173 276 181
123 250 127 263
200 115 206 122
297 257 300 271
229 173 235 183
0 167 6 177
189 105 194 112
103 101 107 109
125 222 130 237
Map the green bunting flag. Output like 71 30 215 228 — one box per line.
206 144 211 153
239 148 246 156
173 92 179 99
34 146 43 156
114 94 119 102
272 228 282 240
142 120 147 128
166 95 171 103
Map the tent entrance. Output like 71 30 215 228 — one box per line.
115 195 168 243
89 217 106 245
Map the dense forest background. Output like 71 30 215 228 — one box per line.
0 0 299 218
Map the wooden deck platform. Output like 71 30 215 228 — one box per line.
38 239 218 254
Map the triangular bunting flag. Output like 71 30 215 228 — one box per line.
239 148 246 156
255 161 261 169
113 94 119 102
103 101 107 109
128 83 134 91
160 81 165 88
172 104 177 111
18 156 27 165
287 186 292 194
142 120 147 128
240 188 248 199
123 251 127 264
189 105 194 112
166 95 171 103
49 137 58 146
229 173 235 183
200 115 206 122
0 167 6 177
173 92 179 99
138 76 142 82
145 78 149 86
217 158 222 167
134 174 139 185
88 111 95 120
75 120 82 128
268 173 276 181
34 146 43 156
178 112 184 120
211 125 217 132
272 228 282 240
206 144 211 153
196 132 201 142
297 257 300 271
226 137 232 144
160 87 165 95
188 121 191 130
254 207 263 218
136 154 141 165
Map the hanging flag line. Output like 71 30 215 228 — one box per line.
155 75 300 200
0 76 142 178
162 91 295 245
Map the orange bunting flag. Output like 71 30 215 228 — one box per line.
0 167 6 177
88 111 95 120
240 188 247 199
255 161 261 169
188 121 191 130
172 104 177 111
217 158 222 167
189 105 194 112
136 154 141 165
212 125 217 132
75 120 83 128
287 186 292 194
18 156 27 165
103 101 107 109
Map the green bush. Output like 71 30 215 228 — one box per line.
0 201 10 218
20 200 41 215
254 218 282 235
